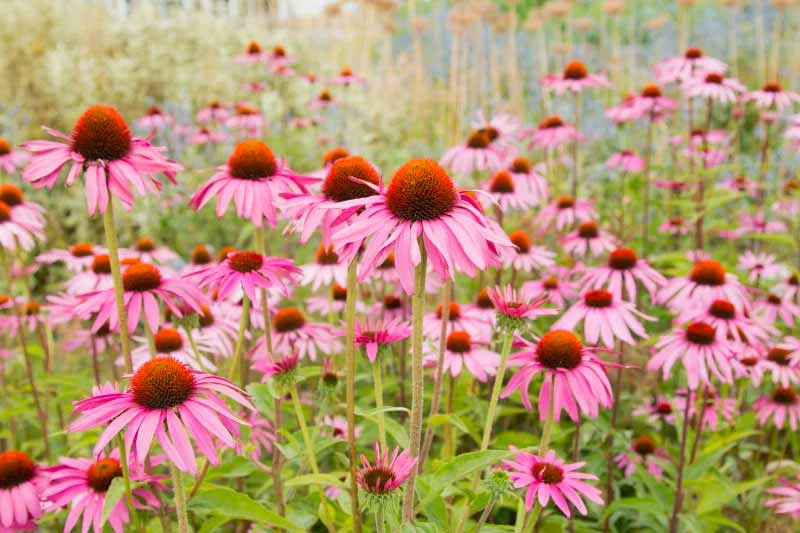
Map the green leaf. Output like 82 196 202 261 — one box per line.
284 472 347 488
189 485 304 532
599 497 666 521
100 477 127 527
419 449 516 507
356 407 409 448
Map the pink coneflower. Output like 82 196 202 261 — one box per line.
440 130 505 176
581 248 666 301
21 105 181 215
322 415 363 440
487 285 555 324
329 159 513 293
180 245 215 277
632 396 675 424
561 221 617 257
647 321 735 389
676 299 773 348
754 387 800 430
131 327 215 371
766 477 800 518
633 84 677 119
129 237 179 265
466 288 498 324
247 412 275 460
44 450 162 533
186 250 299 302
310 90 335 109
0 138 28 174
654 179 690 193
135 106 173 131
483 171 539 211
189 140 315 228
501 330 614 420
266 44 295 67
236 40 268 64
606 92 644 123
542 60 610 94
69 357 253 473
0 184 45 230
683 72 745 103
728 212 787 238
62 254 117 295
306 284 365 316
764 346 800 387
300 245 348 290
775 272 800 301
282 155 380 244
536 195 596 231
503 449 603 515
0 198 43 251
0 450 48 530
251 307 341 361
554 289 651 348
614 436 666 480
190 127 227 145
76 262 206 334
743 81 800 111
356 443 416 496
657 259 750 311
660 216 690 235
506 156 548 204
503 230 555 273
331 67 365 86
371 294 407 321
196 101 230 124
719 175 760 197
471 110 523 147
37 241 104 273
252 351 300 381
423 301 491 339
754 293 800 328
423 331 499 382
225 103 264 136
606 150 645 173
522 270 579 309
731 346 769 386
525 116 583 150
654 47 727 84
347 317 411 363
673 388 737 431
184 302 239 358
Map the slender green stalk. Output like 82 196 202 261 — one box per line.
571 91 582 198
144 320 157 358
117 434 142 532
171 463 190 533
227 294 250 385
344 259 362 532
478 330 513 453
522 502 543 533
374 506 386 533
372 352 387 449
183 327 209 372
668 388 695 533
100 195 133 374
402 245 428 523
539 374 556 455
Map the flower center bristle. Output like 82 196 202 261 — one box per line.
135 238 155 252
246 40 261 54
273 307 306 333
154 328 183 353
534 463 565 484
0 451 36 489
0 184 23 206
704 73 724 84
70 242 94 257
71 105 132 161
536 329 583 369
217 246 237 262
772 387 798 405
557 195 574 209
767 348 791 366
478 127 499 142
608 248 637 270
340 67 353 76
740 357 758 367
685 47 703 59
540 116 565 129
386 159 457 221
577 221 599 239
23 301 40 315
446 331 472 353
508 230 531 254
510 157 532 174
273 45 286 57
476 289 494 309
146 106 162 116
191 245 212 265
322 155 380 202
709 299 735 319
767 294 782 305
362 466 396 494
543 277 559 290
319 91 332 102
87 458 122 492
656 402 672 415
384 295 402 310
489 171 515 194
131 357 195 409
235 104 258 116
228 140 277 179
229 251 263 272
323 147 349 166
379 252 395 270
122 263 161 292
763 82 782 93
641 84 662 98
466 130 491 149
436 302 461 321
789 273 799 286
315 245 339 265
689 260 725 286
0 201 9 223
197 306 214 328
632 435 656 456
584 289 612 308
685 321 716 345
0 138 10 156
91 254 111 274
332 284 347 301
563 60 589 80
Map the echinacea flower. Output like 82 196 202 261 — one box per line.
266 44 295 67
765 476 800 518
300 245 348 290
185 250 300 303
252 351 300 381
524 116 583 150
306 284 365 316
61 254 116 295
660 216 690 235
36 241 104 273
505 156 548 205
683 72 745 104
22 105 182 215
673 388 737 431
613 436 665 480
487 285 555 325
189 127 227 145
753 387 800 430
321 415 363 440
503 230 556 273
738 251 784 282
502 449 603 515
440 130 505 176
542 60 610 94
69 357 253 473
483 171 539 212
76 262 207 334
329 159 513 294
580 247 667 301
331 67 365 86
561 221 617 257
0 199 43 251
347 317 411 363
470 110 523 147
753 293 800 328
522 270 579 310
189 140 316 228
731 346 769 386
719 175 760 197
658 259 750 312
633 396 675 424
250 307 341 361
196 101 230 124
423 330 499 382
606 150 645 173
0 138 28 174
247 412 275 460
131 327 215 371
129 237 178 265
536 196 596 231
0 184 45 231
633 84 677 120
647 321 735 389
764 346 800 387
235 40 268 64
0 450 49 530
310 90 335 109
356 443 416 496
225 103 264 137
423 301 491 339
606 93 644 123
743 81 800 111
44 450 162 533
675 298 773 348
501 330 614 421
135 106 173 132
554 289 651 348
654 47 727 84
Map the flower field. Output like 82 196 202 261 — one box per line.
2 0 800 531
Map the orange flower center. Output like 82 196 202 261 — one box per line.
509 230 531 254
543 277 559 290
685 321 715 345
772 387 798 405
246 40 262 54
332 284 348 301
539 115 564 129
91 254 112 274
272 45 286 57
632 435 656 456
763 82 782 93
229 251 263 273
466 130 491 149
577 221 599 239
386 159 457 221
446 331 472 353
709 299 735 319
322 155 380 202
684 47 703 59
641 83 662 98
584 289 612 308
0 451 35 489
436 302 461 320
510 156 532 174
563 60 589 80
323 147 349 166
154 328 183 353
131 357 195 409
489 171 515 194
134 238 155 252
767 348 791 366
191 245 212 265
557 195 574 209
315 244 339 265
704 73 723 84
0 201 9 223
340 67 353 76
273 307 306 333
383 295 402 310
122 263 162 292
689 260 726 286
235 104 258 116
536 330 583 369
70 242 94 257
0 184 23 206
319 91 332 102
0 138 10 156
87 458 122 492
608 248 637 270
478 127 499 142
476 289 494 309
228 140 277 179
71 105 132 162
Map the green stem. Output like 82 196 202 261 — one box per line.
373 352 387 449
402 245 428 523
539 373 556 455
101 194 133 374
479 330 513 452
344 259 362 532
227 294 250 385
183 327 210 372
144 320 157 358
522 503 543 533
171 463 190 533
117 434 142 532
374 506 386 533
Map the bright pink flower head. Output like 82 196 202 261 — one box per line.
753 293 800 329
737 251 784 282
424 330 500 382
764 345 800 387
658 259 750 312
683 72 745 103
505 156 548 204
524 116 583 150
653 47 727 84
69 357 254 474
21 105 182 216
501 330 614 421
522 269 579 310
613 436 665 480
356 443 416 495
329 159 513 294
675 298 773 349
743 81 800 111
0 190 44 251
330 66 366 86
581 247 667 302
251 307 341 361
503 229 555 273
196 100 230 124
502 449 603 515
483 171 540 212
346 317 411 363
535 195 596 231
252 351 300 380
440 130 505 176
36 241 105 273
471 110 524 147
633 84 677 120
606 150 645 173
606 93 644 123
423 301 491 339
135 106 173 132
0 138 29 175
554 289 652 348
0 450 48 530
753 387 800 430
543 60 610 94
487 284 555 323
766 476 800 518
561 221 617 257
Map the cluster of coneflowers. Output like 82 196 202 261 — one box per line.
0 37 798 533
